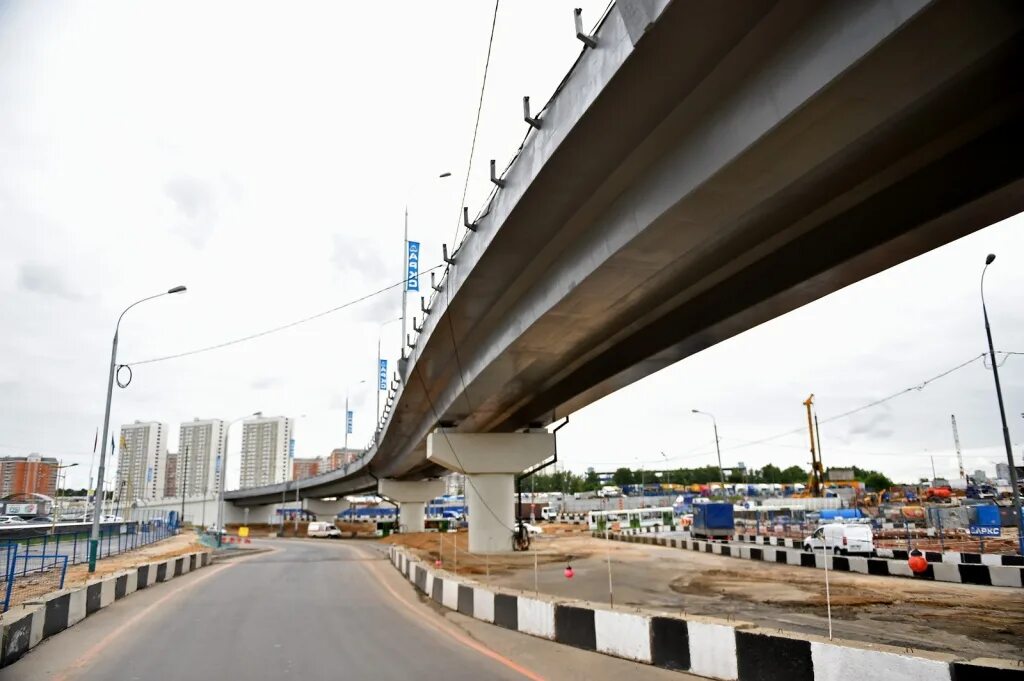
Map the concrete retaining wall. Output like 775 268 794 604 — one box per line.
0 551 211 669
612 533 1024 588
387 545 1022 680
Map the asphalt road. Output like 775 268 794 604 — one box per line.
8 538 693 681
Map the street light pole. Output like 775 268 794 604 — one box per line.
376 317 401 441
89 285 186 573
980 254 1023 555
180 445 189 528
219 412 261 546
693 409 727 499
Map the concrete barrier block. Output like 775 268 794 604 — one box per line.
423 571 433 597
763 548 778 562
442 578 459 611
651 615 689 671
100 577 116 608
494 593 518 630
457 584 474 616
785 550 802 566
594 609 651 663
931 562 962 584
114 573 128 599
517 596 555 639
28 604 45 649
989 566 1023 588
473 587 495 623
555 605 596 651
430 575 443 604
888 560 913 577
810 641 952 681
688 621 737 680
85 582 102 615
67 588 87 627
173 557 184 578
847 557 869 574
952 658 1024 680
26 590 69 638
736 630 813 681
1 607 36 667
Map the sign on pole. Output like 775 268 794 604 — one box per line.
346 411 354 434
378 359 388 390
406 241 420 291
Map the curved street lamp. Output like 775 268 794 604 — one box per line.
692 409 727 499
981 255 1023 555
89 286 186 572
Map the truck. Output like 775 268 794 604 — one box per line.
691 502 734 540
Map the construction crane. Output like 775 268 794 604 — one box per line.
951 414 965 480
800 394 825 497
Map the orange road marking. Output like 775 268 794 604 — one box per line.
358 550 546 681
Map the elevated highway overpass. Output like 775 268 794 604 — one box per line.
227 0 1024 549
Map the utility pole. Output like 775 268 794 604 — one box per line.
951 415 965 480
401 206 409 362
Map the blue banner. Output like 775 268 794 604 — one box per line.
378 359 388 390
406 241 420 291
346 411 354 434
289 438 295 459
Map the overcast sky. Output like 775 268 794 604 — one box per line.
2 1 1022 492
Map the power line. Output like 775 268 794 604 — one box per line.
686 351 1008 458
123 264 444 367
449 0 501 251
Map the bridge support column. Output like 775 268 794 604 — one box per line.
378 479 445 533
427 432 555 553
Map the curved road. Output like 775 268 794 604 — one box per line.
8 539 691 681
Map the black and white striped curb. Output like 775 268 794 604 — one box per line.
0 551 212 668
387 546 1021 680
605 533 1024 588
733 533 1024 566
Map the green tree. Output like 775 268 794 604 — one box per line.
862 471 894 491
612 467 635 487
583 468 601 491
781 465 808 483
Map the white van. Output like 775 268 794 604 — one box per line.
803 523 873 555
307 521 342 539
541 506 560 522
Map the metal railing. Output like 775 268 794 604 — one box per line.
0 520 174 612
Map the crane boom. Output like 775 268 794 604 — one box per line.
951 414 965 480
802 394 823 497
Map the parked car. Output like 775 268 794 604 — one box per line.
0 515 27 524
307 522 342 538
803 523 874 555
28 516 53 523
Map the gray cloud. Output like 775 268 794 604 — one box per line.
331 234 388 279
165 176 216 247
17 263 82 300
250 377 282 390
845 407 895 440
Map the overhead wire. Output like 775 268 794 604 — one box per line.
123 264 445 367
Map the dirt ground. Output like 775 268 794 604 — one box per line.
383 531 1024 661
7 533 203 608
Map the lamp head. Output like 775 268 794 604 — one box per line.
439 172 452 178
167 285 187 294
985 254 996 265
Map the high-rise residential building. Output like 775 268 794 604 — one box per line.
116 421 168 501
177 419 227 498
0 454 59 497
292 458 320 481
322 448 359 473
164 452 178 498
239 416 294 488
972 469 987 483
996 462 1011 482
